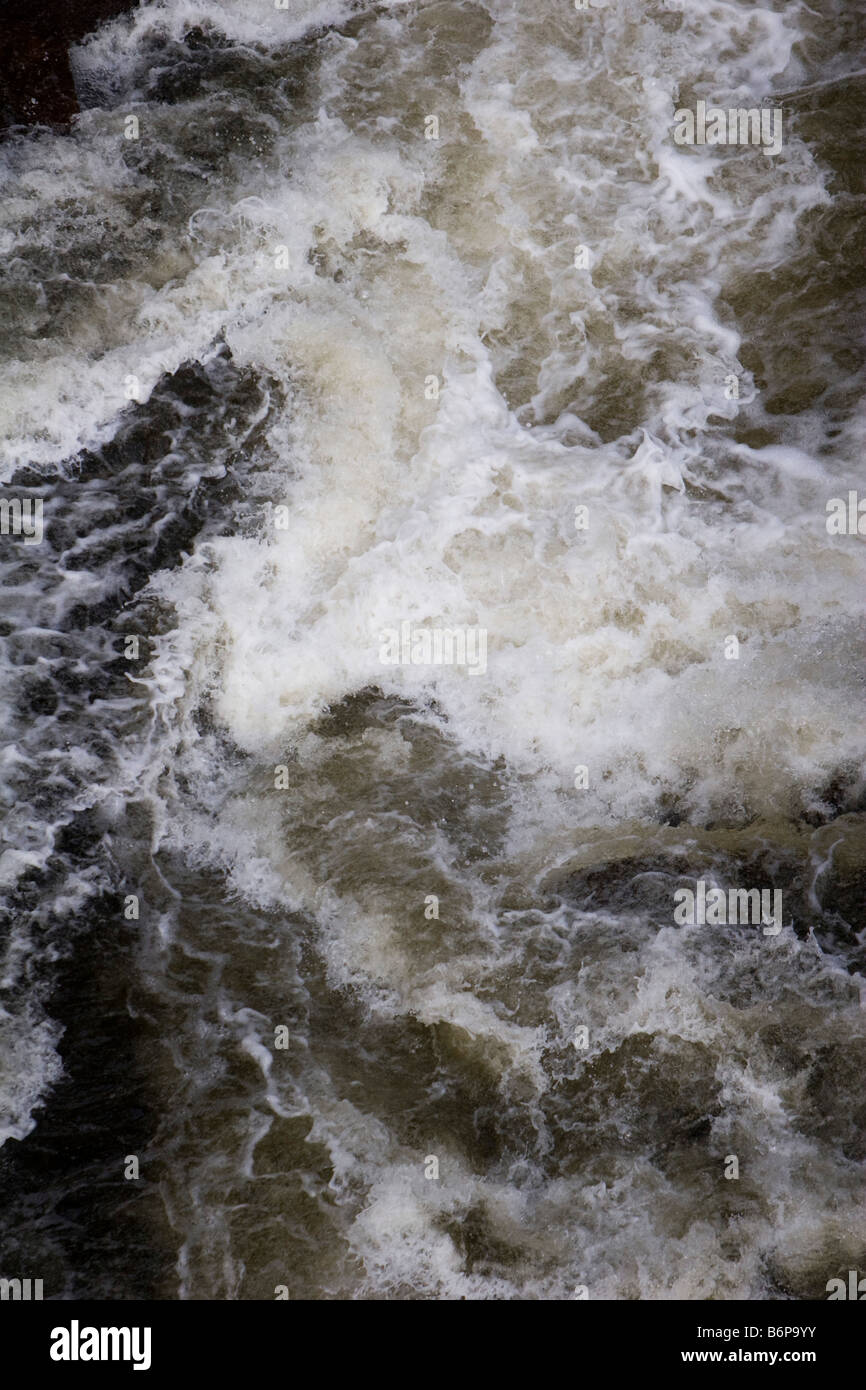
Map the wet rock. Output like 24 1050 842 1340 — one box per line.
0 0 136 131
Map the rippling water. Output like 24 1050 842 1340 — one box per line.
0 0 864 1300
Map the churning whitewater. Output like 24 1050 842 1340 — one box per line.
0 0 864 1299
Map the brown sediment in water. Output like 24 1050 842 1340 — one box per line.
0 0 136 131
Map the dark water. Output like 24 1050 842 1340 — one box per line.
0 0 864 1299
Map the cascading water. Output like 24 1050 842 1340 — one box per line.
0 0 863 1300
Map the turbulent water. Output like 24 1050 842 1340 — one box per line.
0 0 864 1300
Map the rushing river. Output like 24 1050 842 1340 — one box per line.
0 0 863 1299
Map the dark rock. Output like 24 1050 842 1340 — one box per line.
0 0 137 131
